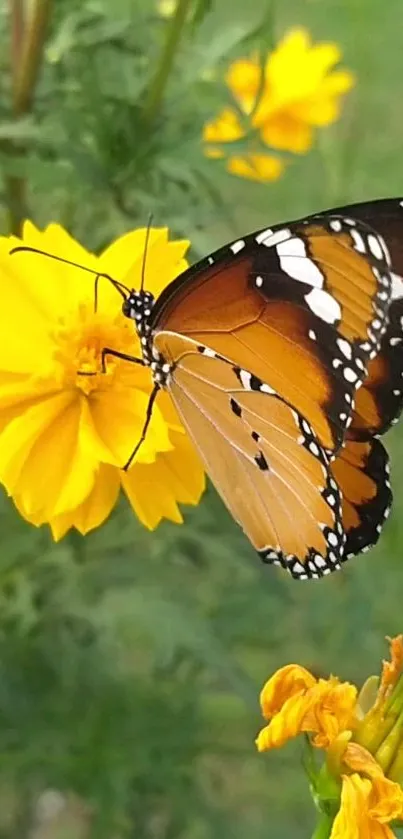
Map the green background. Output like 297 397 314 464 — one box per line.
0 1 403 837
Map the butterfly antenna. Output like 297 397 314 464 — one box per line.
10 245 131 299
140 214 153 293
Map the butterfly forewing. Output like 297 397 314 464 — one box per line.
154 330 345 580
151 217 392 455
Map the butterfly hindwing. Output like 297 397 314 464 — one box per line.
154 330 345 580
331 437 392 558
349 298 403 439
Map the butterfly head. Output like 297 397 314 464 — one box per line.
122 290 155 329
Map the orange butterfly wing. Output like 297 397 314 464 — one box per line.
349 298 403 438
154 330 344 579
331 438 391 559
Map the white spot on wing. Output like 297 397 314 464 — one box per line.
343 367 358 383
350 228 366 253
392 272 403 300
277 238 324 288
305 288 341 323
230 239 246 254
337 338 352 360
256 227 290 246
239 369 252 389
367 233 384 261
201 346 216 358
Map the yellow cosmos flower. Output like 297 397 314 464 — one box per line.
256 664 357 751
0 222 205 538
203 27 354 177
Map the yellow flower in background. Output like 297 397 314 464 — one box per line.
203 107 283 182
0 222 205 539
331 769 403 839
226 153 284 182
332 744 403 838
228 28 355 153
256 664 357 752
203 27 355 179
256 638 403 839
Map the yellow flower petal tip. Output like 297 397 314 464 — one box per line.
256 665 357 752
330 771 403 839
381 636 403 696
227 154 284 182
203 26 355 177
0 223 205 536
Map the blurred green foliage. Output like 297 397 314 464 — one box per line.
0 0 403 837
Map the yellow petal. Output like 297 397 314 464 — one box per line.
204 146 226 159
203 108 245 144
0 390 97 518
99 228 190 302
0 376 60 434
260 664 317 719
306 679 358 748
256 690 315 750
344 743 384 779
227 153 284 181
86 386 172 466
0 259 54 373
0 221 99 321
257 672 357 752
266 29 343 101
380 636 403 698
369 776 403 823
291 72 355 126
330 774 371 839
260 113 313 153
47 463 121 539
225 56 261 114
122 429 205 529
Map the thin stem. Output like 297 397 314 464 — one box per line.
13 0 52 115
5 0 53 234
143 0 193 125
9 0 25 94
311 811 334 839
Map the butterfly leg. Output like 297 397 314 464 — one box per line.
123 384 160 471
77 347 145 377
99 348 145 373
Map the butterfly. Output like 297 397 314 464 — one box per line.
11 200 403 580
121 210 397 580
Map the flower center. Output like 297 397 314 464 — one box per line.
51 303 141 395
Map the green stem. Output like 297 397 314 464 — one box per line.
143 0 193 125
4 0 52 234
14 0 52 114
311 811 334 839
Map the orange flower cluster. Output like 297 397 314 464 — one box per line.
257 637 403 838
204 28 355 182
